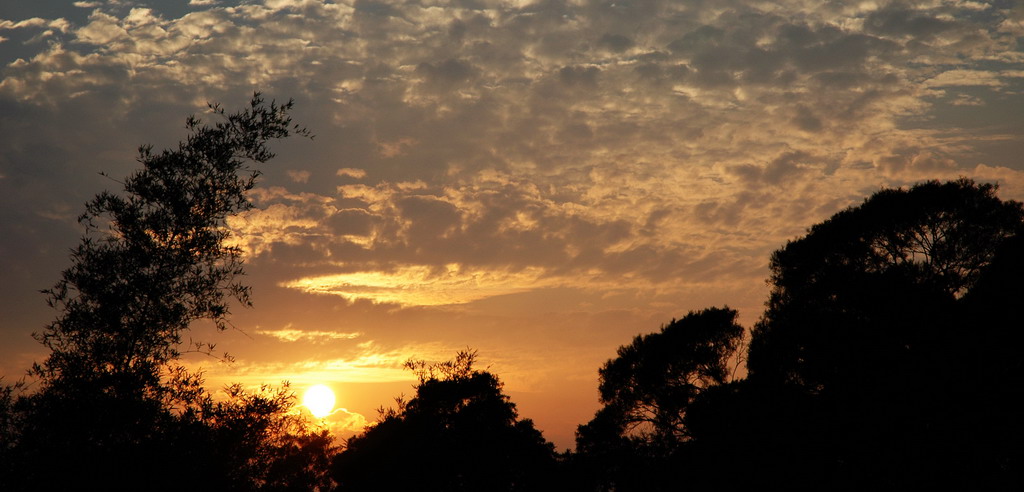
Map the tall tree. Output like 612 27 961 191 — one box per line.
749 178 1024 390
1 95 335 491
571 179 1024 489
739 178 1024 487
34 94 309 397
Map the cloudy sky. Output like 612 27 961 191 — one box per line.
2 0 1023 448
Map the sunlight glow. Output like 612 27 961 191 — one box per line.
281 265 552 306
303 384 336 418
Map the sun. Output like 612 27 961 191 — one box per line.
303 384 336 418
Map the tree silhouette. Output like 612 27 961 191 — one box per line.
574 307 744 490
332 350 558 491
184 382 336 491
749 178 1023 390
0 95 333 490
34 94 308 397
573 179 1024 489
735 178 1024 487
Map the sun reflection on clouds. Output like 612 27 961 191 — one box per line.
317 406 369 438
336 168 367 179
256 326 363 343
282 264 554 306
202 341 463 386
207 340 478 437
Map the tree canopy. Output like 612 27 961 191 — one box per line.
573 179 1024 490
749 178 1024 391
0 95 333 491
332 351 559 492
579 307 743 448
34 95 309 397
723 178 1023 488
574 307 744 490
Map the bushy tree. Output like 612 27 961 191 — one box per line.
735 178 1024 487
332 351 558 491
1 95 334 490
176 381 335 491
580 307 744 448
574 307 744 490
749 178 1024 390
575 179 1024 489
34 94 309 397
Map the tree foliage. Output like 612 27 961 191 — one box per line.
574 179 1024 489
187 382 335 491
0 95 334 490
574 307 744 490
580 307 744 448
332 351 558 491
34 95 309 398
749 178 1024 390
733 178 1024 487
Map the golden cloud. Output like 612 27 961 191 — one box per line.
282 265 554 306
256 328 363 343
199 340 465 386
337 168 367 179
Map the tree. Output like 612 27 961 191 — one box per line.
574 307 744 490
749 178 1023 389
1 94 333 490
579 307 744 448
332 350 558 491
34 94 309 397
570 179 1024 489
739 178 1024 487
176 381 336 491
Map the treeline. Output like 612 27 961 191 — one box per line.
569 178 1024 490
1 97 1022 490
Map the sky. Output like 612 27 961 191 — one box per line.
1 0 1023 449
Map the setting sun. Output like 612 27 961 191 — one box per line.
303 384 336 418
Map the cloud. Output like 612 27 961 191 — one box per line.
5 1 1023 295
319 406 369 438
286 169 311 183
950 93 984 106
0 19 49 30
226 201 328 258
282 265 553 306
925 69 1004 87
207 339 466 385
257 327 363 343
337 168 367 179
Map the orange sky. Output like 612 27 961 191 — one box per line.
2 0 1024 449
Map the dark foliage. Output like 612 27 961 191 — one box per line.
0 95 333 491
749 178 1023 389
34 94 309 395
574 307 744 490
332 351 560 491
730 178 1023 488
575 179 1024 490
